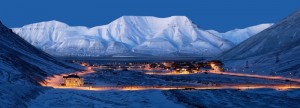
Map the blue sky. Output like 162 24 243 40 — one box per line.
1 0 300 32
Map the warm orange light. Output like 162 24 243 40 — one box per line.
39 61 300 92
208 71 300 83
39 62 95 88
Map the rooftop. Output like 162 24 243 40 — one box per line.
63 74 81 78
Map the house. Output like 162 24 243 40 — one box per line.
208 60 224 72
63 74 84 87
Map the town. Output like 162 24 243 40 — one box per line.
56 60 300 92
61 60 225 87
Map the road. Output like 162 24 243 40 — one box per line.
146 71 300 83
209 71 300 83
51 84 300 91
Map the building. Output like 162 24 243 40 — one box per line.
63 74 84 87
208 60 224 72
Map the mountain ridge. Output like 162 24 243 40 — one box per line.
207 23 273 44
12 16 270 57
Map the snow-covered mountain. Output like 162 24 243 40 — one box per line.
0 21 82 107
13 16 235 57
207 23 273 44
219 9 300 77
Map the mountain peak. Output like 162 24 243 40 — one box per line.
112 16 191 24
0 20 12 32
208 23 273 44
109 16 194 29
0 20 6 28
0 20 4 28
118 16 189 20
19 20 69 28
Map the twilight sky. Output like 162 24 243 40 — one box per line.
1 0 300 32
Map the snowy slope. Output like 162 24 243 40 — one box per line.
28 89 185 108
0 21 82 107
167 89 300 108
13 16 235 57
207 23 273 44
219 9 300 77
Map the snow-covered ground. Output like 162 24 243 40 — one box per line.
165 88 300 108
0 82 45 108
27 67 300 108
28 89 185 108
222 53 300 78
92 68 293 86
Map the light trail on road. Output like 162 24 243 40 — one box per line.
48 84 300 91
39 64 300 91
145 71 300 83
209 71 300 83
40 69 300 91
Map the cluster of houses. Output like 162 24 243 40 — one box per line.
94 61 225 73
61 60 224 87
145 60 224 74
170 60 224 73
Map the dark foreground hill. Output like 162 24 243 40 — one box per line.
220 9 300 77
0 21 82 107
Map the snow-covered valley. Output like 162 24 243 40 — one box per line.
1 8 300 108
26 61 300 108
